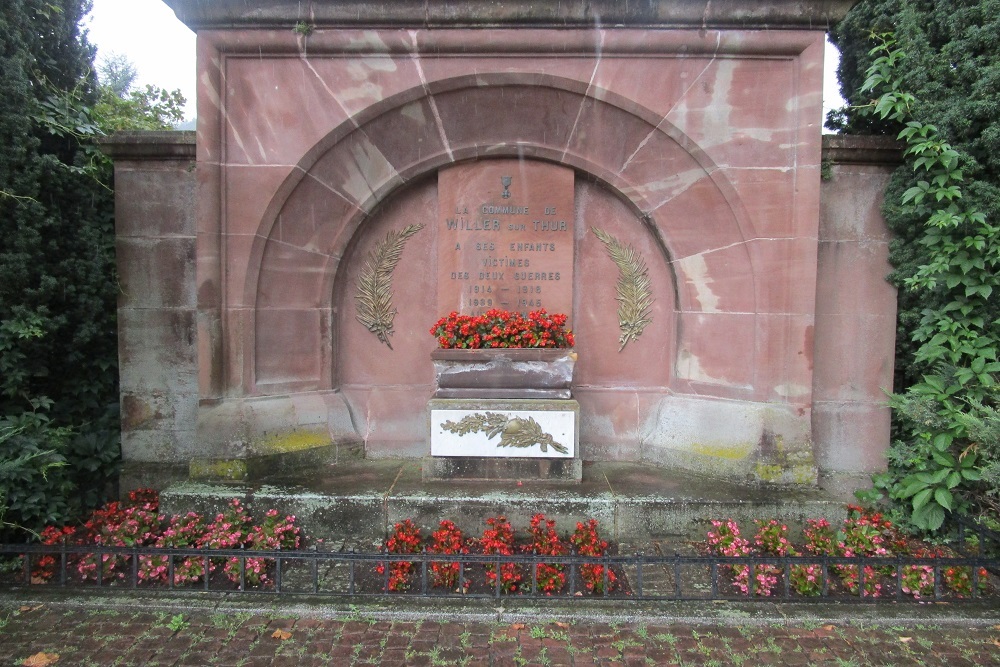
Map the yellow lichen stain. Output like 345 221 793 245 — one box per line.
190 459 248 481
754 463 785 482
690 442 752 460
258 431 330 454
791 465 817 485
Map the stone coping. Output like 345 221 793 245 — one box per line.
97 131 900 166
97 131 196 160
163 0 858 30
822 134 904 165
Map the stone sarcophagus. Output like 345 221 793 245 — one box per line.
108 0 900 491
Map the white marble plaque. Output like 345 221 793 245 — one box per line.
431 409 575 458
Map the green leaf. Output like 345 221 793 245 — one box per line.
923 504 946 532
901 186 924 204
931 451 956 468
961 468 982 481
899 479 928 499
933 487 953 511
932 433 953 451
912 487 933 511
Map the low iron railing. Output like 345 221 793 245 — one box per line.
2 517 997 603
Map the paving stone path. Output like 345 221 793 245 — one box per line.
2 602 1000 666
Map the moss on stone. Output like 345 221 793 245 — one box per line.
791 464 817 485
754 463 785 482
257 430 330 454
190 459 248 481
690 442 752 460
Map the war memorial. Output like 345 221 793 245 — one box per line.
101 0 902 537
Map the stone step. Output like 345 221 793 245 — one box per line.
159 460 854 544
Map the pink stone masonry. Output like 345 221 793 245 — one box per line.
119 0 895 486
437 161 575 319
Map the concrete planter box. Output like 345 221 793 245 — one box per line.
431 348 576 399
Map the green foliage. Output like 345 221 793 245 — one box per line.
166 614 189 633
955 395 1000 497
880 388 983 531
830 0 1000 395
0 412 73 537
98 53 137 97
847 27 1000 531
93 84 186 132
0 0 184 540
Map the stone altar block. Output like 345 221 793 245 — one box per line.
426 399 582 482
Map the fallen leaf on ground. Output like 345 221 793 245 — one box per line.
22 653 59 667
271 630 292 640
899 636 912 643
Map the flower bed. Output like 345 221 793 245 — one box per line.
6 500 996 601
704 505 991 599
29 490 301 589
376 514 617 595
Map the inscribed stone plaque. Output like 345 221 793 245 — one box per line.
437 160 575 318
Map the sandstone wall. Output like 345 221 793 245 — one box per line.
106 0 902 488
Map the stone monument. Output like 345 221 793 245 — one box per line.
104 0 900 494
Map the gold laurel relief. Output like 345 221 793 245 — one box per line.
591 227 654 351
441 412 569 454
354 223 424 349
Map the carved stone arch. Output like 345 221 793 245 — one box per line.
248 74 756 394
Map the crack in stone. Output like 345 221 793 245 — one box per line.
619 32 722 177
561 23 606 163
408 30 454 162
300 54 360 131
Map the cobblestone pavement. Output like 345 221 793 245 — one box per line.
2 600 1000 667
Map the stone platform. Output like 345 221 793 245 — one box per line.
159 460 855 545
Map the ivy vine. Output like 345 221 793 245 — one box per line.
859 34 1000 531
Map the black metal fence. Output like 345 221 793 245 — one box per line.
2 517 998 603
